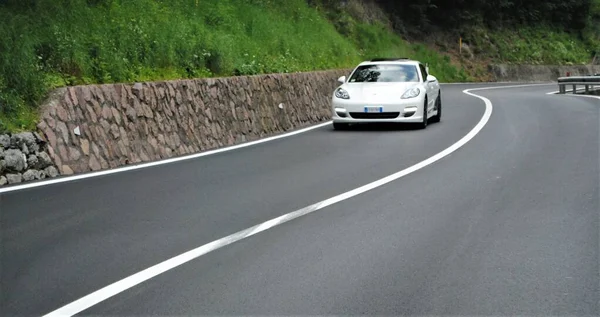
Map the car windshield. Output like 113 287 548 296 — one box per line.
349 64 419 83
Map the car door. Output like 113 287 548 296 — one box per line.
419 64 434 113
419 64 438 114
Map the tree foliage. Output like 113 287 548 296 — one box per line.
372 0 594 32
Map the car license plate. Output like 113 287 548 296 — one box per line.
364 106 383 113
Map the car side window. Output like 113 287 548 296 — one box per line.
419 64 428 82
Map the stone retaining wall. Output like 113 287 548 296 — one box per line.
488 64 597 82
35 70 350 175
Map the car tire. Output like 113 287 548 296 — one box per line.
333 122 349 130
418 99 428 129
431 94 441 123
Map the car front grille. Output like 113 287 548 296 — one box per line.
349 112 400 119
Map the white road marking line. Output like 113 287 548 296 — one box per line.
547 90 600 100
0 122 332 194
441 81 553 85
43 83 545 317
547 87 600 96
572 94 600 100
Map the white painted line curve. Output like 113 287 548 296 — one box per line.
44 84 547 317
547 89 600 100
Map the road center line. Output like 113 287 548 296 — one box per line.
43 84 543 317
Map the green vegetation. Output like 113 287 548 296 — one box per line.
465 26 592 65
369 0 599 63
373 0 597 33
0 0 597 132
0 0 467 132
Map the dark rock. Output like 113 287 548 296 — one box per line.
6 173 22 184
4 149 27 172
11 132 36 148
38 170 47 180
45 166 59 178
33 132 45 144
23 169 39 182
38 152 53 169
0 134 10 148
30 143 40 153
28 154 39 169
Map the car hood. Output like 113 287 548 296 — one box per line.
342 82 420 101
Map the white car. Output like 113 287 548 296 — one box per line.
331 58 441 130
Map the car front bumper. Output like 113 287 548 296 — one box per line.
331 97 425 123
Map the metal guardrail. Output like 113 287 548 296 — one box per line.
557 75 600 94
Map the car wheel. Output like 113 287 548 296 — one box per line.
418 99 428 129
333 122 349 130
431 94 441 123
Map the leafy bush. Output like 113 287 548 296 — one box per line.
465 26 592 65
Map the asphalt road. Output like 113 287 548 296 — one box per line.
1 83 598 316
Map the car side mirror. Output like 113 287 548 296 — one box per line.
427 75 437 83
337 76 346 84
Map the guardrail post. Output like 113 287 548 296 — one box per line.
557 75 600 95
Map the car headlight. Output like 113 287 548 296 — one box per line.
335 88 350 99
401 87 421 99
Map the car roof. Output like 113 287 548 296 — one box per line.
357 58 421 67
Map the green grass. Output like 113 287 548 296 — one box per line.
0 0 471 133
